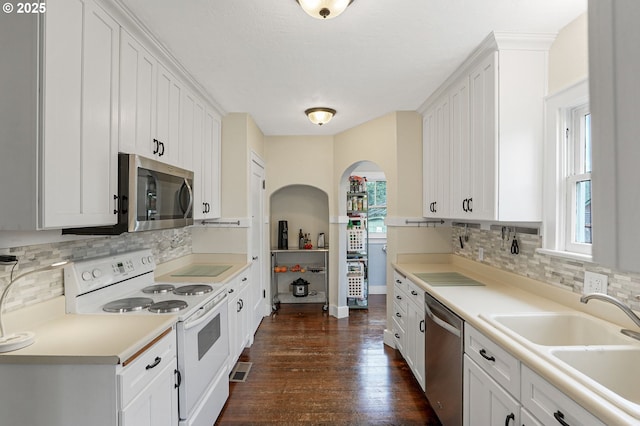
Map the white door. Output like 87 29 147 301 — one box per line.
250 154 267 333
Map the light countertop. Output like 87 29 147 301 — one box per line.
393 254 640 425
0 253 251 365
0 297 176 365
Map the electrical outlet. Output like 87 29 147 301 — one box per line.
478 247 484 262
584 271 608 294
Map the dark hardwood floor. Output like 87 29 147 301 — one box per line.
215 294 441 425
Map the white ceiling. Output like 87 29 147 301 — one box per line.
118 0 587 136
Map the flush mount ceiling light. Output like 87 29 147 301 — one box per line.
296 0 354 20
305 107 336 126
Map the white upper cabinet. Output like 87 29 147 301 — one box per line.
421 32 554 222
201 109 222 219
589 0 640 273
423 93 451 218
0 0 119 230
119 30 157 159
155 64 183 166
189 86 221 221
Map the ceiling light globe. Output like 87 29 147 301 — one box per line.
296 0 353 20
305 108 336 126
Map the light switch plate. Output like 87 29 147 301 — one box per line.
584 271 608 294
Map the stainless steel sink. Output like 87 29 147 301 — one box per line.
486 312 632 346
551 347 640 410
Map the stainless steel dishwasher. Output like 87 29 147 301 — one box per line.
425 292 464 426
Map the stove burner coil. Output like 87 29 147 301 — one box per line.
148 300 188 313
142 284 176 294
103 297 154 313
173 284 213 296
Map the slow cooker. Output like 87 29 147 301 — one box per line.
291 278 310 297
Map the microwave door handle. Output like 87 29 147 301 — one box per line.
181 179 194 218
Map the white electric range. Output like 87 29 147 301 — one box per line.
64 250 230 426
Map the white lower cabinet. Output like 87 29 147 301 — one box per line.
520 407 544 426
0 328 178 426
464 354 520 426
463 324 605 426
227 271 251 372
393 270 425 391
119 328 178 426
520 365 605 426
120 355 178 426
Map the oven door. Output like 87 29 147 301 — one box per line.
176 292 228 420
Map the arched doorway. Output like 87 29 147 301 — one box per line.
337 161 386 313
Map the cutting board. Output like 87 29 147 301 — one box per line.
171 264 232 277
414 272 485 287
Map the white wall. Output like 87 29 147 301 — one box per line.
548 13 588 94
270 185 329 250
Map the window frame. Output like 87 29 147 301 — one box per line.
365 177 387 238
565 104 592 255
540 79 593 261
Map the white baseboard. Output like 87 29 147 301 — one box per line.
369 285 387 295
330 304 350 319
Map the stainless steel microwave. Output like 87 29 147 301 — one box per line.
64 154 194 235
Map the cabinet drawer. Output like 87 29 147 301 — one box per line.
119 328 177 407
465 324 520 399
392 316 405 353
406 279 424 309
521 365 605 426
393 270 407 294
393 299 407 328
228 271 249 295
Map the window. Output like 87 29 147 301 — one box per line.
565 105 592 254
366 180 386 235
540 79 591 260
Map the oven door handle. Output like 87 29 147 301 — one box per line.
183 295 227 330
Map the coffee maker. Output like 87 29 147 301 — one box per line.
277 220 288 249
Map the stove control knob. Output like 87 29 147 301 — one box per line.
147 256 153 264
81 271 92 281
92 269 102 279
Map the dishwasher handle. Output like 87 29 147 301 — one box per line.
425 298 462 338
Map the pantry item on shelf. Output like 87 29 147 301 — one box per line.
291 278 310 297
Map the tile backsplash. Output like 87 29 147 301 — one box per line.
452 227 640 311
0 228 191 312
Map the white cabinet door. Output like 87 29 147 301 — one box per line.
202 109 222 219
450 77 471 218
406 300 425 390
120 358 178 426
119 29 156 158
464 355 520 426
156 63 182 166
590 0 640 273
227 273 250 371
42 0 119 228
423 94 451 218
467 52 497 221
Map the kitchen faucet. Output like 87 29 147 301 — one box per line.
580 293 640 341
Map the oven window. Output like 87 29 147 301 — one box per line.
198 313 221 360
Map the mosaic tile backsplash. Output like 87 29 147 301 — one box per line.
452 227 640 312
0 228 191 312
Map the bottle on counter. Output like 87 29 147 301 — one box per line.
299 229 304 249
